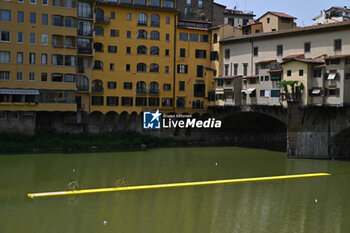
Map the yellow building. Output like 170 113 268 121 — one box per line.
0 0 80 116
90 0 177 115
175 19 214 113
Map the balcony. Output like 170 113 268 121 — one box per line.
78 30 93 37
78 13 93 19
77 85 89 92
78 48 93 56
149 89 159 95
95 16 110 24
92 87 103 94
136 89 147 95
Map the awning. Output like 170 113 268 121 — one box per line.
312 89 321 94
327 73 336 80
0 89 40 95
242 88 256 94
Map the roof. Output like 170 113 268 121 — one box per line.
177 26 209 31
179 19 212 24
269 69 283 73
325 54 350 59
224 9 255 16
214 75 242 80
258 59 276 63
258 11 297 20
209 23 233 30
94 0 177 12
281 58 325 64
213 2 226 8
220 21 350 44
283 54 305 60
314 65 326 68
326 6 350 13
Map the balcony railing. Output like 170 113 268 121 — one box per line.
78 48 93 55
78 30 93 37
95 16 111 24
149 89 159 95
136 89 147 95
78 13 93 19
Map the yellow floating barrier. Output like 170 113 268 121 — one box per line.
27 173 331 199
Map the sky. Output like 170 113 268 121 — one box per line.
215 0 349 26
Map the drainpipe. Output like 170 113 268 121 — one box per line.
173 13 177 112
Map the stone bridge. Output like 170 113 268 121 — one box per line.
210 103 350 159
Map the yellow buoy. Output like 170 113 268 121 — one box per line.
27 173 331 199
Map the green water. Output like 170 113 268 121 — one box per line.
0 147 349 233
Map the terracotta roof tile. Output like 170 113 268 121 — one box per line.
258 59 276 63
269 11 297 19
283 54 305 60
325 54 350 59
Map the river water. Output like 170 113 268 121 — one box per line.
0 147 349 233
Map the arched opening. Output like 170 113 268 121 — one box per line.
92 79 103 93
137 63 147 72
213 33 218 44
137 29 147 39
176 97 185 109
149 81 159 94
149 63 159 73
137 13 147 26
77 75 89 91
93 60 103 70
94 8 104 22
136 81 147 94
137 45 147 55
93 42 104 52
150 14 160 27
150 30 160 40
150 46 159 55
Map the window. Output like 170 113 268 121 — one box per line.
151 14 160 27
255 63 259 75
179 33 188 41
254 47 258 56
177 64 188 74
186 0 191 6
267 18 270 23
264 76 269 81
165 49 169 56
299 69 304 76
277 45 283 56
29 53 35 64
165 66 169 73
0 51 10 63
65 17 75 27
180 48 185 57
149 63 159 72
107 81 116 89
30 33 35 44
304 42 311 53
52 54 63 65
64 74 75 82
190 34 198 42
65 55 76 66
0 31 10 42
225 49 230 59
121 97 133 106
166 33 170 41
334 39 342 51
150 31 160 40
126 64 130 71
110 63 114 71
163 0 174 8
287 70 292 76
93 60 103 70
95 26 104 36
164 84 171 90
150 46 159 55
30 12 36 24
111 12 115 19
198 0 203 8
108 46 117 53
52 15 63 26
107 97 118 106
194 84 205 97
137 45 147 55
213 34 218 44
137 30 147 39
17 72 23 81
17 32 23 43
200 34 208 42
179 81 185 91
0 71 10 80
30 0 36 4
137 63 147 72
126 47 131 54
138 13 147 26
216 80 223 87
123 82 132 89
197 65 203 77
41 54 47 65
41 34 48 45
149 0 160 6
91 96 103 106
110 29 119 37
127 30 131 38
149 82 159 94
148 97 159 106
134 0 146 5
234 64 238 76
0 10 11 22
29 72 35 81
313 69 322 78
42 0 48 5
281 17 291 23
41 14 48 25
18 11 24 23
41 72 47 81
195 50 206 59
17 52 23 64
224 64 229 76
243 63 248 76
166 17 170 24
127 13 131 21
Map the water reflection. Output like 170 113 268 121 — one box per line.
0 148 350 233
